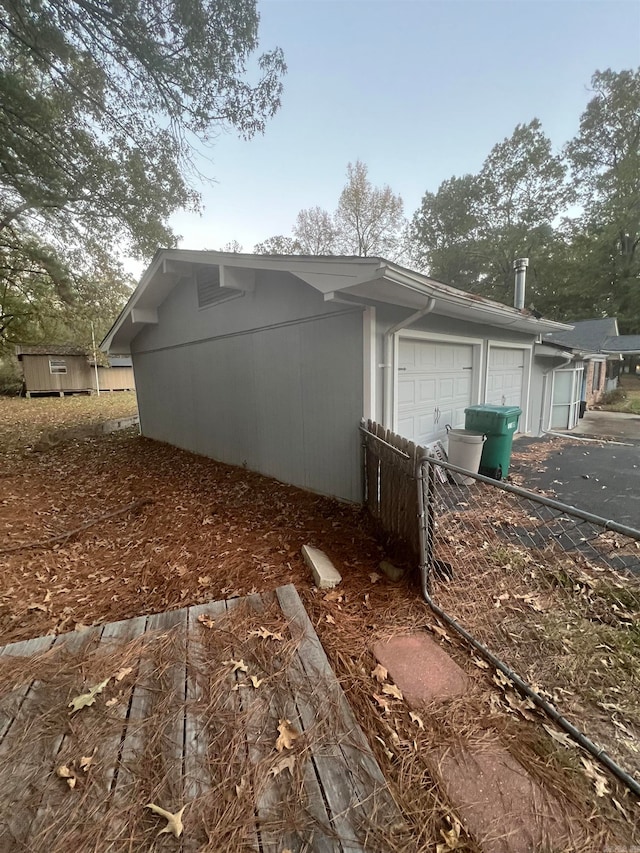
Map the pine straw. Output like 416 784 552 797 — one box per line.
303 579 638 851
0 599 415 851
0 420 638 849
430 477 640 790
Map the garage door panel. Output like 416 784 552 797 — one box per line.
398 379 416 405
418 378 436 402
487 348 524 409
397 339 474 445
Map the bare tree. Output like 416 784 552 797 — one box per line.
335 161 405 257
253 235 301 254
293 207 338 254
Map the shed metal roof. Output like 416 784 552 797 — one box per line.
15 344 88 358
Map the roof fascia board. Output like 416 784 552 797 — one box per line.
101 250 167 350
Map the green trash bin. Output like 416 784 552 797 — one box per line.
464 405 521 480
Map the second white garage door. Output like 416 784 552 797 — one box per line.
486 347 524 408
396 339 474 445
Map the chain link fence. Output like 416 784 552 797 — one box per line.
420 455 640 789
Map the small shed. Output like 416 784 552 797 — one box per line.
16 345 135 397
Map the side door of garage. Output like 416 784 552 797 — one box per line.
396 339 474 446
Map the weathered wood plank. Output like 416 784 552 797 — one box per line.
246 591 337 853
105 606 188 850
0 626 103 848
276 584 402 848
182 599 229 853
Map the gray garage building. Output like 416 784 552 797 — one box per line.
102 251 568 502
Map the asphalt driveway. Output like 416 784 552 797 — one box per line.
512 433 640 530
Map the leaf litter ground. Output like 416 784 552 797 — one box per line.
0 396 637 850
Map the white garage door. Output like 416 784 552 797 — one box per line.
397 339 473 445
486 347 524 408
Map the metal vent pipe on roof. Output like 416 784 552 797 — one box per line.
513 257 529 310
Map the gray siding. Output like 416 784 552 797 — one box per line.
132 271 364 502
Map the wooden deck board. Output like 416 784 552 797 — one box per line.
0 585 403 852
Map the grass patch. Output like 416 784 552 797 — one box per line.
600 374 640 414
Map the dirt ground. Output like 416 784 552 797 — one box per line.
0 395 638 850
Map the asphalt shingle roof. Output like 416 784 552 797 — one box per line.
603 335 640 354
544 318 618 353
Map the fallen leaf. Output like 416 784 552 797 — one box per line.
270 754 296 777
323 590 343 602
325 614 335 624
409 712 424 729
235 775 249 797
250 675 264 689
68 678 110 714
381 683 403 701
114 666 133 682
56 764 77 789
145 803 186 838
105 697 119 707
373 693 392 714
249 627 284 641
369 572 381 584
223 659 248 674
275 718 300 751
437 814 462 851
503 691 537 721
197 575 211 586
371 663 388 683
44 590 52 603
79 750 97 772
431 625 451 643
492 670 513 689
197 613 215 629
580 757 610 797
543 724 575 749
489 694 504 715
471 656 489 670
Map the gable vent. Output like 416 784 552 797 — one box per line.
196 266 240 308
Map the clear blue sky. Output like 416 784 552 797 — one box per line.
160 0 640 264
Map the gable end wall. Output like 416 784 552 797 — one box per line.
131 270 364 502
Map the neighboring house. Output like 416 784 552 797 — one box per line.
102 251 569 502
16 345 135 397
538 318 640 431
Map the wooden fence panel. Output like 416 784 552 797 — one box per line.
360 421 425 565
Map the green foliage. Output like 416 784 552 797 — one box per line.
0 0 285 350
410 120 568 304
408 69 640 329
565 69 640 332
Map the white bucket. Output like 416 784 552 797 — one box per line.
446 428 486 485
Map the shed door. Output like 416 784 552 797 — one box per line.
486 347 524 408
397 339 473 445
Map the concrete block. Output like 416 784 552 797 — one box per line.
379 560 406 582
302 545 342 589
